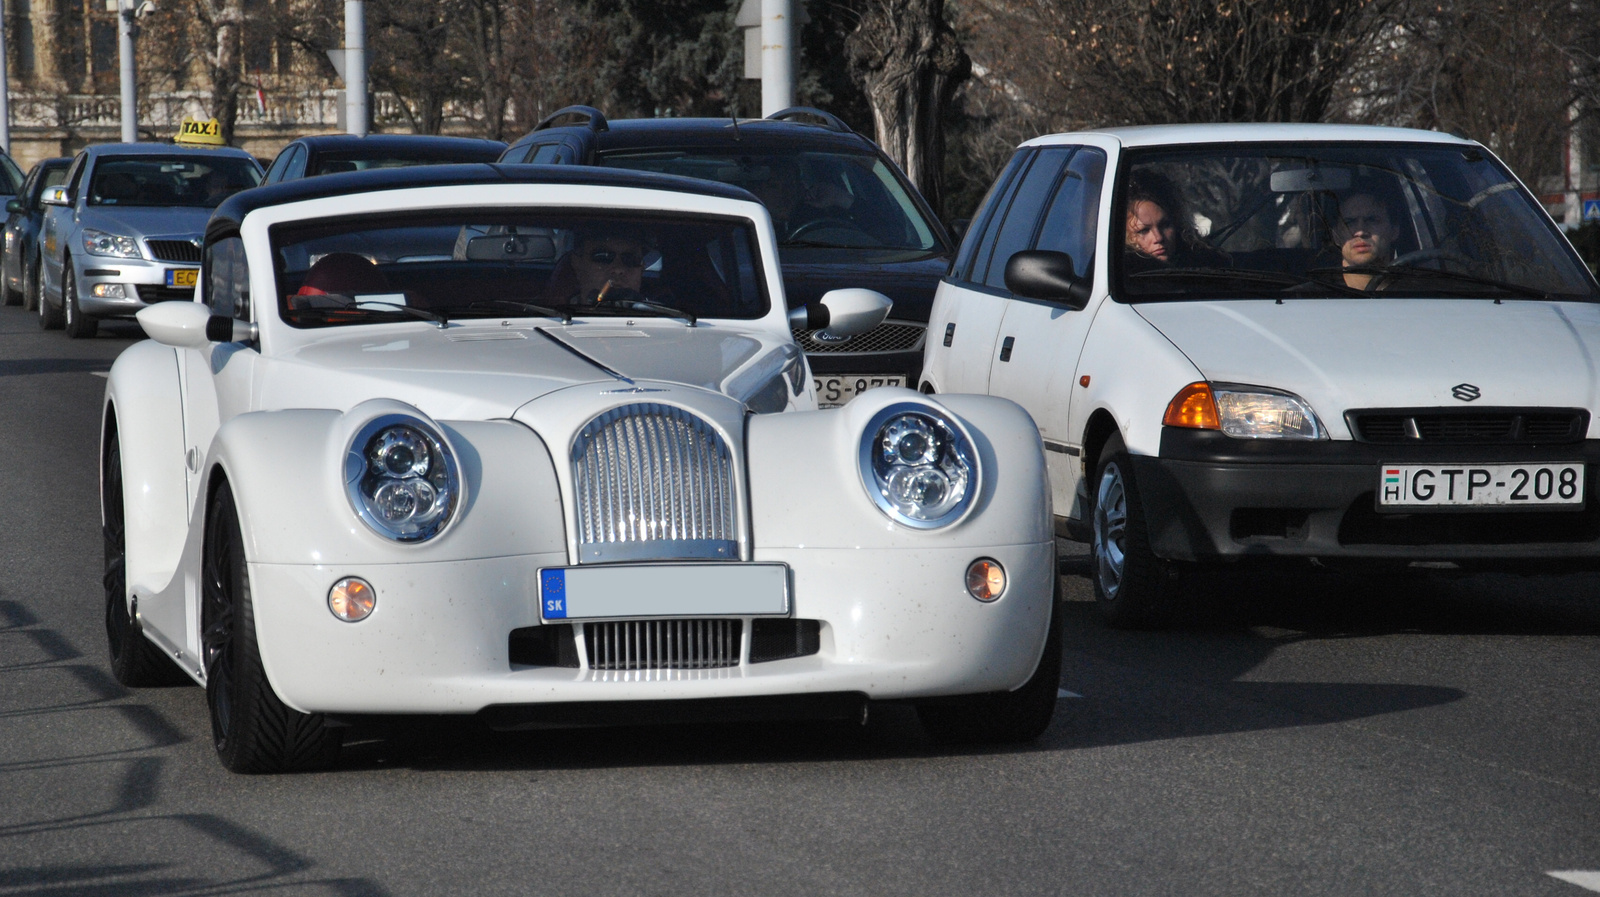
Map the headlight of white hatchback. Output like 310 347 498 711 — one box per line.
1213 384 1326 440
858 402 979 528
82 228 142 259
344 414 461 541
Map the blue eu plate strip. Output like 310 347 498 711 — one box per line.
540 569 567 619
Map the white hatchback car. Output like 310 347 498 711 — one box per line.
921 124 1600 626
102 164 1060 772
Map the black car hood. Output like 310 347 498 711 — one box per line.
777 250 950 323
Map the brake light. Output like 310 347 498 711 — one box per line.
1163 382 1220 429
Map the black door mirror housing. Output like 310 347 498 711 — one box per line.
5 198 23 215
1004 250 1091 310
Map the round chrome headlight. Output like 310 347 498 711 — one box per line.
858 403 979 529
344 414 460 542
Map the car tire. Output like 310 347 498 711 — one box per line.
103 430 188 687
1090 432 1176 629
3 266 19 306
203 482 342 774
22 257 38 311
916 577 1062 745
37 261 63 330
63 264 98 339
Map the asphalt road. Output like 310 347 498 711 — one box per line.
3 303 1600 896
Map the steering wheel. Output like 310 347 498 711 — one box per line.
1392 248 1473 268
786 217 873 243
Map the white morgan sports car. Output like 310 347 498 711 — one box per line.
101 165 1060 772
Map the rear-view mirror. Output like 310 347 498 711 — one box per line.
1004 250 1091 309
1270 167 1352 193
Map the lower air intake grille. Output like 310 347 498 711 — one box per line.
791 320 926 354
584 619 742 670
135 285 196 303
1347 408 1587 444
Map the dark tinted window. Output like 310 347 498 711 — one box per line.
954 149 1029 282
526 144 563 164
980 147 1073 289
1035 147 1107 280
88 156 261 208
309 149 501 177
205 236 251 320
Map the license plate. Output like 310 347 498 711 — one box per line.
1377 463 1586 509
814 374 906 407
165 268 198 289
539 563 789 622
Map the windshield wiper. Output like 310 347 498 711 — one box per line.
1130 266 1364 295
464 299 573 324
288 295 449 328
604 298 697 326
1309 265 1555 301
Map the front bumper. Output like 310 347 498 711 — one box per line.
1135 429 1600 563
249 542 1055 716
75 256 197 317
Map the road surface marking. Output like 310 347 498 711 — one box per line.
1550 871 1600 892
1057 689 1081 699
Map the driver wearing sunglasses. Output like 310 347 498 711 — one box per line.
570 228 650 304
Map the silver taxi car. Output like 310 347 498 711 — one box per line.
39 143 262 337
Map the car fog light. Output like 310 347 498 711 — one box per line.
328 577 376 622
965 559 1005 602
91 283 127 299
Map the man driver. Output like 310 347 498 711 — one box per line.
1333 192 1404 290
567 227 649 304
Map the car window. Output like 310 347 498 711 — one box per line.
271 210 770 328
87 156 262 208
954 150 1029 283
39 165 69 199
0 155 23 194
64 155 87 201
1117 142 1598 302
600 149 941 252
282 145 308 180
264 146 297 183
526 143 564 164
205 236 251 321
1034 147 1107 280
980 147 1073 290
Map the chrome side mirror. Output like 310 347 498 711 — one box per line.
786 288 892 340
40 186 69 207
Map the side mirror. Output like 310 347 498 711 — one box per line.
787 288 892 340
40 186 69 207
1004 250 1091 310
137 301 256 348
5 198 23 214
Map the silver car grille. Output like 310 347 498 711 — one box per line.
583 619 743 671
571 403 738 562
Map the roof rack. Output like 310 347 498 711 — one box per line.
764 107 852 133
533 105 610 133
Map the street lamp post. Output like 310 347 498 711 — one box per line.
119 0 138 142
0 0 11 153
345 0 367 136
760 0 793 116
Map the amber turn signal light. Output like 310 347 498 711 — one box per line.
328 577 376 622
1163 382 1221 430
965 558 1006 602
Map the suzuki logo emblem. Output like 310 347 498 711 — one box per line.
1451 383 1482 402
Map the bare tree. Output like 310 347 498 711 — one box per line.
846 0 970 216
369 0 461 134
188 0 246 141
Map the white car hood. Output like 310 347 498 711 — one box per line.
265 321 777 421
1134 299 1600 438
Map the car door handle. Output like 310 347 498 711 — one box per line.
999 336 1014 362
943 322 955 347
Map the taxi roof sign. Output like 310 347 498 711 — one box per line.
175 117 225 146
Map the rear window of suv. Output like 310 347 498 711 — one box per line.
600 149 939 252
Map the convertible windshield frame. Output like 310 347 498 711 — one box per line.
1109 140 1599 305
267 207 773 329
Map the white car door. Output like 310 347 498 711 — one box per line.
987 146 1109 519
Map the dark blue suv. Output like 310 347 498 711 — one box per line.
500 106 954 406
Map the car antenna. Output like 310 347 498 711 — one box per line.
729 103 741 141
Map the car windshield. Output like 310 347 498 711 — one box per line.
1116 142 1597 303
272 211 769 328
309 152 499 176
599 149 940 252
88 156 261 208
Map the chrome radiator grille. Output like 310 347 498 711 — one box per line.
584 619 743 670
571 403 738 562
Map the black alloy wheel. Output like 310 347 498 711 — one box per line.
63 263 98 338
203 483 341 774
103 430 186 686
916 576 1064 745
